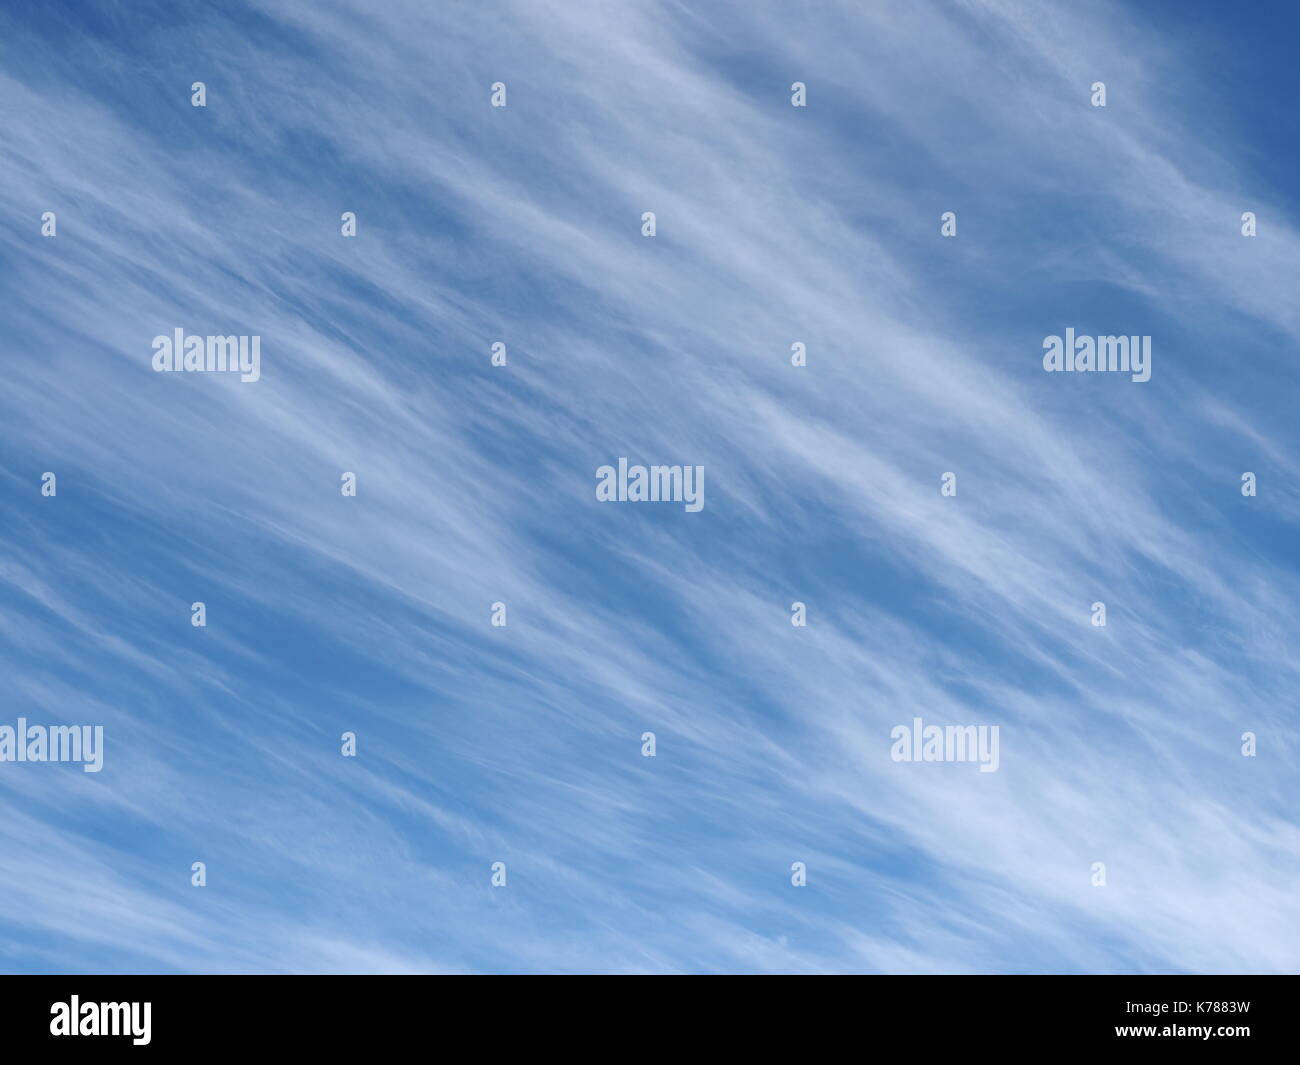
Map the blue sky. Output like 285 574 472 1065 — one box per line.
2 0 1299 974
